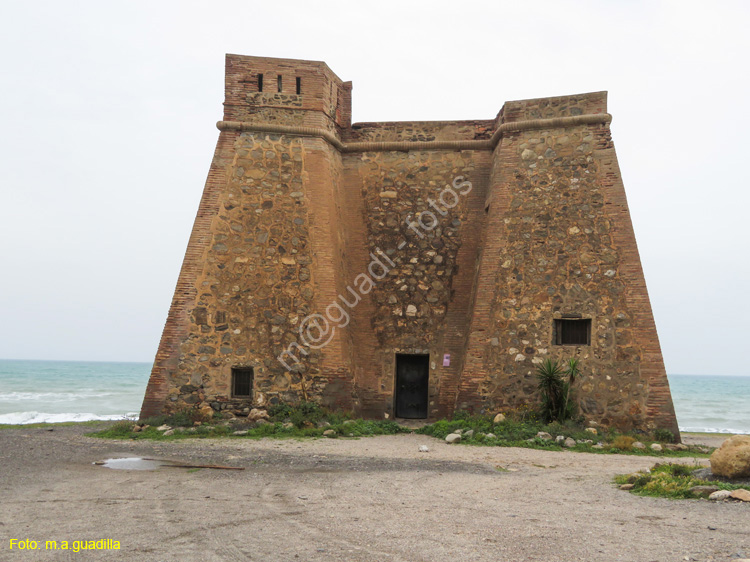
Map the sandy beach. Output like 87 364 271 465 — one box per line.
0 425 747 562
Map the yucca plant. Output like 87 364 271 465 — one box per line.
536 358 565 422
536 357 580 422
563 358 580 420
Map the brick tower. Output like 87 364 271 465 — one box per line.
140 54 679 438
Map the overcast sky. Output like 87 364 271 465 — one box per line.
0 0 747 376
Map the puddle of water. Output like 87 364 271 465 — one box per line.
94 457 172 470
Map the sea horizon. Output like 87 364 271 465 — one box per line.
0 358 747 433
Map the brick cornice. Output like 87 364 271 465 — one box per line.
216 113 613 153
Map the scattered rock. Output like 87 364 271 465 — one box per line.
282 422 294 429
247 408 270 422
463 429 474 439
585 427 598 435
132 425 142 432
710 435 750 479
688 485 720 498
580 439 593 445
232 430 248 436
588 420 598 427
322 429 337 438
418 445 429 453
709 490 732 501
625 472 645 483
633 441 646 450
195 404 215 423
563 437 577 448
650 443 663 452
619 484 634 490
730 489 750 502
162 429 175 436
592 443 604 449
445 433 462 444
536 432 553 441
156 425 171 432
555 435 565 444
255 419 270 426
493 413 506 424
665 443 689 451
485 433 496 439
343 420 356 425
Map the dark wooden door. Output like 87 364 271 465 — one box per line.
395 354 429 419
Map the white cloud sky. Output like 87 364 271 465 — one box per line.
0 0 747 375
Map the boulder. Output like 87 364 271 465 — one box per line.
730 489 750 502
619 484 634 490
322 429 337 438
463 429 474 438
632 441 646 450
555 435 565 443
485 433 496 439
585 427 598 435
536 432 553 441
710 435 750 479
445 433 462 444
650 443 663 452
162 429 175 436
493 413 506 424
563 437 577 448
156 425 171 432
709 490 732 501
418 445 429 453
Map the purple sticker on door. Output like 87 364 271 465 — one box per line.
443 354 451 366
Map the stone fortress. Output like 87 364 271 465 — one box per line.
140 54 679 436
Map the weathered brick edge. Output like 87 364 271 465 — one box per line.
596 141 680 439
139 130 238 419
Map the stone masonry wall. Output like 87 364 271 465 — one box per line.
343 149 487 417
458 114 678 434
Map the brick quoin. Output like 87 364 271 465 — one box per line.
140 54 679 439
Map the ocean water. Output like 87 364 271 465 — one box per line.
0 359 149 424
0 360 747 433
667 374 750 434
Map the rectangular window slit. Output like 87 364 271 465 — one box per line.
232 367 254 398
277 74 282 92
296 77 301 94
554 318 591 346
258 74 264 92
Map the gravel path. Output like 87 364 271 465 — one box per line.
0 426 747 561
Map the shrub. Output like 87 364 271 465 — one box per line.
616 462 743 499
653 428 676 443
611 435 636 451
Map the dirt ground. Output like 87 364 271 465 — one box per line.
0 426 747 562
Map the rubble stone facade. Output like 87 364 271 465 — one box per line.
140 54 679 436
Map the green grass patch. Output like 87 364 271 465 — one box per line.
615 463 745 499
416 415 712 457
85 404 712 458
87 404 409 442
